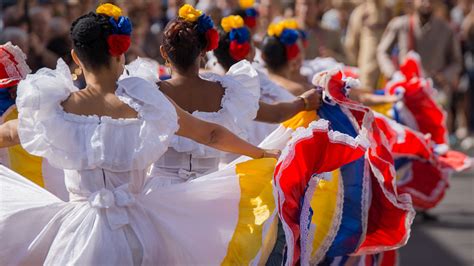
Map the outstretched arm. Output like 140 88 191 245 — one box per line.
349 89 400 106
256 89 322 123
0 119 19 148
171 100 280 159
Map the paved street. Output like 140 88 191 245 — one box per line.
400 150 474 265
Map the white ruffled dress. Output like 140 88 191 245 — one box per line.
125 59 262 185
245 69 296 146
0 60 272 265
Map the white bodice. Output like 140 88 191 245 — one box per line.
16 59 179 196
124 59 260 183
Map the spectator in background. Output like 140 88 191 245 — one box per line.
377 0 462 91
295 0 347 62
377 0 462 136
345 0 392 90
25 6 58 70
460 6 474 150
321 0 354 35
0 27 29 55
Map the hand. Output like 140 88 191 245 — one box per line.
298 89 323 111
261 149 281 159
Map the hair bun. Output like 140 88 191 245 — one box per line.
71 13 110 46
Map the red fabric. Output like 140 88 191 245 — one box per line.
379 250 398 266
107 35 131 56
275 126 366 265
375 115 433 161
398 161 448 210
244 16 257 28
387 54 448 145
0 48 21 89
321 70 414 254
438 150 472 172
285 43 300 60
229 40 250 60
205 29 219 51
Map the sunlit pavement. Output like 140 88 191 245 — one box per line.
400 149 474 266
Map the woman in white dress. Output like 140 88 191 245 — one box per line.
212 15 324 146
132 5 320 186
0 5 281 265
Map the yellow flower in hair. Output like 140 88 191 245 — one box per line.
96 3 122 20
267 22 284 37
282 19 299 30
221 15 244 32
178 4 203 22
239 0 254 9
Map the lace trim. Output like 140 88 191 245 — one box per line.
300 176 319 263
310 172 345 265
0 42 31 82
275 119 369 265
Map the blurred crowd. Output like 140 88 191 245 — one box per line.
1 0 474 149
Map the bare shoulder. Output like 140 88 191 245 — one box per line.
60 90 94 114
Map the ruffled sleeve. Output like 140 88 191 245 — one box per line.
16 59 179 171
202 60 260 125
16 59 77 161
168 60 261 157
122 57 160 84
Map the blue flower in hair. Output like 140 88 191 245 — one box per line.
245 8 258 17
229 27 250 44
197 14 214 33
279 29 299 45
109 16 133 35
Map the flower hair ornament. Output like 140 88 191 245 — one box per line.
221 15 251 61
178 4 219 51
96 3 133 56
239 0 259 29
267 19 305 60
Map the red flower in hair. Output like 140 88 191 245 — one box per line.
205 29 219 51
107 35 131 56
285 43 300 60
244 16 257 29
229 41 250 60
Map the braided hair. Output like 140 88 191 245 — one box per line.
70 12 112 69
162 19 209 72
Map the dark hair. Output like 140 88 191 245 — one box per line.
213 27 237 71
162 18 208 71
70 12 112 70
231 9 247 19
261 35 287 71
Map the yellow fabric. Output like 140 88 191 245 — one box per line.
310 170 341 260
178 4 202 22
370 103 393 117
3 107 44 187
239 0 254 9
282 111 318 130
221 158 277 265
96 3 122 20
221 15 245 33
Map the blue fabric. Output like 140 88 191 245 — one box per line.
0 90 15 116
109 16 133 35
318 103 365 257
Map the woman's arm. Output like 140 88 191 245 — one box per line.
256 89 322 123
171 101 280 159
349 89 400 106
0 119 20 148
